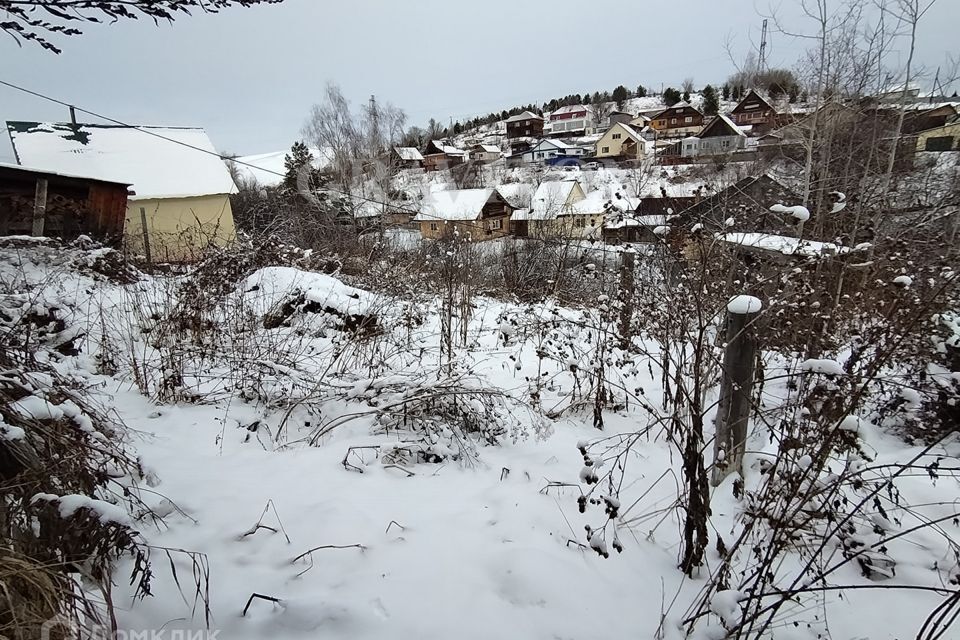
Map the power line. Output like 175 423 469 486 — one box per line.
0 78 425 217
0 77 792 258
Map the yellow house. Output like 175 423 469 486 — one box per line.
914 120 960 152
595 122 651 160
7 121 237 262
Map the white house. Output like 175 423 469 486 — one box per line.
511 138 588 165
546 105 594 136
681 114 747 158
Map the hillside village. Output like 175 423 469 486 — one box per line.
4 82 959 260
2 3 960 640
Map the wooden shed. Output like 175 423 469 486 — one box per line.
0 162 129 243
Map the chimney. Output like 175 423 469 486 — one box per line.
69 106 77 126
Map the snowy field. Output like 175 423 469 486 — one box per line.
2 237 957 640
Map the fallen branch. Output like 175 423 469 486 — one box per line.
242 593 282 617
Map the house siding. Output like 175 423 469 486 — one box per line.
594 124 646 159
124 194 236 262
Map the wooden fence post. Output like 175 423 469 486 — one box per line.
619 249 635 349
32 178 48 237
139 206 152 266
711 295 762 487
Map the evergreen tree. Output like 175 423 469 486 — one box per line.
283 141 316 193
722 83 730 101
682 89 691 103
702 85 719 116
612 85 629 107
663 87 682 106
636 84 647 98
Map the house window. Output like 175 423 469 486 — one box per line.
602 146 610 153
670 118 677 125
490 219 503 231
612 133 622 140
429 222 439 231
925 136 954 151
574 217 586 228
685 116 693 123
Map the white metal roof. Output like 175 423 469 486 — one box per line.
7 121 236 200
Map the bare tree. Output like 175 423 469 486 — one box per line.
0 0 283 53
303 83 360 187
877 0 937 206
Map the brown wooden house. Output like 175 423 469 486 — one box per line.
413 188 513 240
422 140 466 172
393 146 425 169
650 102 704 138
505 111 544 139
729 89 780 134
902 104 958 135
0 162 129 243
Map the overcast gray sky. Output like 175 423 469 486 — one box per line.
1 0 957 162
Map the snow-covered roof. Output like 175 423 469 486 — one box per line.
0 160 131 186
699 114 747 138
7 121 236 200
551 105 590 116
505 111 543 123
639 180 712 199
530 180 581 219
412 188 497 222
474 144 501 154
352 200 385 219
535 138 577 151
496 183 534 208
716 232 850 257
573 189 638 215
603 214 665 229
394 147 425 161
426 140 466 156
233 147 333 187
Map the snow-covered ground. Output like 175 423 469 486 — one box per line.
3 238 957 640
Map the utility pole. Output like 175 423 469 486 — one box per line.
930 67 941 103
758 18 769 73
